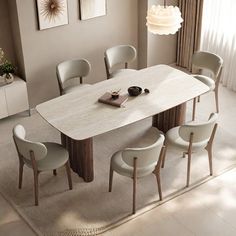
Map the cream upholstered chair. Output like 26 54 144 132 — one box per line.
162 113 218 187
13 124 72 206
56 58 91 95
104 44 137 79
109 127 165 214
192 51 223 120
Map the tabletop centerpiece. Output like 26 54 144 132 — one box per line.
98 89 128 107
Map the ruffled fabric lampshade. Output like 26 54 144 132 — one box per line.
146 4 183 35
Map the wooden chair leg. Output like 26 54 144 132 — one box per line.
215 89 219 113
207 148 213 176
161 154 165 168
108 164 113 192
132 176 137 214
53 169 57 176
30 151 39 206
33 170 39 206
65 161 73 190
18 162 24 189
192 97 197 121
186 152 192 187
132 157 137 214
155 173 162 201
161 143 167 168
205 123 217 176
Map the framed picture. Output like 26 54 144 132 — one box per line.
36 0 69 30
79 0 107 20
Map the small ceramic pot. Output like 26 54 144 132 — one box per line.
3 73 14 84
111 92 119 99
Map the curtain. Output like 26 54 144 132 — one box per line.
200 0 236 91
176 0 204 71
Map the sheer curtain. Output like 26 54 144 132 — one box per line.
200 0 236 91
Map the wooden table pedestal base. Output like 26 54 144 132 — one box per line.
61 134 94 182
152 103 186 133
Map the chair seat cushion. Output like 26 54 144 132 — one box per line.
110 69 137 78
36 142 69 171
63 83 91 94
166 126 208 151
193 74 215 90
111 151 156 178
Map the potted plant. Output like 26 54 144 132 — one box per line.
0 48 16 84
0 60 16 84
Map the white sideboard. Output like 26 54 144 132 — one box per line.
0 76 29 119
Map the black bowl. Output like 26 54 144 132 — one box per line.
128 86 142 96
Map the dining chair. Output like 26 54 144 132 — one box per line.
191 51 223 120
13 124 72 206
162 113 218 187
56 58 91 95
104 44 137 79
109 127 166 214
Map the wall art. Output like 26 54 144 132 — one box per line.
36 0 69 30
79 0 106 20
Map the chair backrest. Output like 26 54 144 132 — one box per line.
192 51 223 80
56 59 91 89
13 124 47 161
179 113 218 143
105 45 137 70
122 131 165 168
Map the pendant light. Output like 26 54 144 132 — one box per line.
146 0 183 35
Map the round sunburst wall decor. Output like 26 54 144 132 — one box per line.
40 0 65 22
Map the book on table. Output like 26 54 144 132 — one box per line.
98 92 128 107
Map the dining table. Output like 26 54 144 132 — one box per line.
36 64 209 182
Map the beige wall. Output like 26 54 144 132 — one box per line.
14 0 138 107
0 0 16 64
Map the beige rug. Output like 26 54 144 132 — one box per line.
0 86 236 236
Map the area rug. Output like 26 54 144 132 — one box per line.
0 87 236 236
